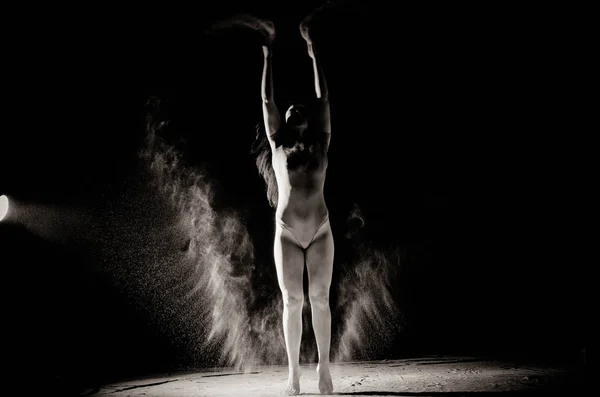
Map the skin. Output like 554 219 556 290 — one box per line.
258 18 334 396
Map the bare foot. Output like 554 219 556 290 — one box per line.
284 368 300 396
317 364 333 395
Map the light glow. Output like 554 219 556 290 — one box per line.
0 195 8 222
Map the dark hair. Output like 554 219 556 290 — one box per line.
251 99 324 208
251 123 278 208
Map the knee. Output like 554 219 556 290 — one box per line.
282 291 304 310
309 287 329 308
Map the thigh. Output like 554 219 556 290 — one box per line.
274 225 306 295
305 220 334 289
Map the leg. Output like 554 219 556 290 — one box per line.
306 221 335 394
274 225 306 396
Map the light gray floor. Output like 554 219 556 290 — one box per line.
92 356 582 396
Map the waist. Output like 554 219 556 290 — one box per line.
276 208 329 231
276 194 328 223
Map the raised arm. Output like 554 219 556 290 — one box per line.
302 28 331 134
308 43 329 101
261 44 281 138
309 43 330 134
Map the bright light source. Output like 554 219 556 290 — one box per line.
0 195 8 222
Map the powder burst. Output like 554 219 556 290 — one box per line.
101 98 404 372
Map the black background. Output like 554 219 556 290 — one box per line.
0 1 589 394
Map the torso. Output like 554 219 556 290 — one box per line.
271 131 330 232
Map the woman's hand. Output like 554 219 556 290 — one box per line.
299 19 312 44
261 19 276 43
208 14 275 44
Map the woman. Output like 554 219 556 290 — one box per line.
252 17 334 396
